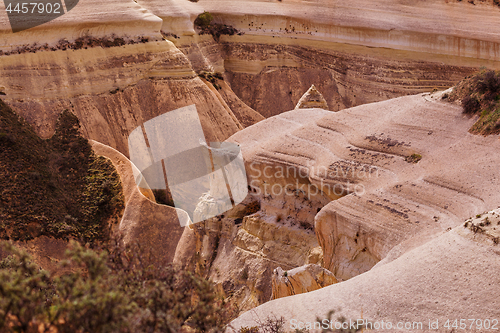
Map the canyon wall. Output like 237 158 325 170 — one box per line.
221 40 476 116
202 0 500 61
0 39 260 154
2 0 500 319
197 0 500 115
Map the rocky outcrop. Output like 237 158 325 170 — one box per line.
271 264 337 300
136 0 203 37
203 0 500 61
227 91 500 330
228 89 500 283
221 41 476 117
462 208 500 245
295 85 328 110
0 39 263 154
195 0 500 117
0 0 163 51
230 212 500 332
173 192 325 314
91 140 187 263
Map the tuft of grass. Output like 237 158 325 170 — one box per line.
405 153 422 163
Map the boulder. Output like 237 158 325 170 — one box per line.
271 264 337 300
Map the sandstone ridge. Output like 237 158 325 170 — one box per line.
225 90 500 328
202 0 500 61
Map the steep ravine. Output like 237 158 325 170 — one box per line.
3 0 500 319
174 160 338 314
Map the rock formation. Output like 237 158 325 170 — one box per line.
226 90 500 330
2 0 500 326
136 0 203 37
0 40 260 154
173 192 326 313
230 209 500 332
202 0 500 61
91 140 187 263
295 85 328 110
271 265 337 300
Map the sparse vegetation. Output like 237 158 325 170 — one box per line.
199 71 225 90
240 310 364 333
449 69 500 134
299 220 314 230
194 12 242 41
0 101 123 244
0 35 150 56
254 316 286 333
464 213 500 245
316 310 365 333
405 153 422 163
195 11 214 29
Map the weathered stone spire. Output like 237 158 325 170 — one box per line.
295 84 328 109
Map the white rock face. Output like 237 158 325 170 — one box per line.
202 0 500 61
0 0 163 51
226 93 500 331
271 264 337 300
136 0 203 36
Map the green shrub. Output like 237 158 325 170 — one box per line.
449 69 500 134
405 153 422 163
461 95 481 114
0 240 234 332
194 11 214 29
194 12 240 41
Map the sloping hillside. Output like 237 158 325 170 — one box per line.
222 88 500 329
0 100 123 244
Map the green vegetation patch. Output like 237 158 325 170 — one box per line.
194 11 242 41
0 240 233 332
0 100 124 244
449 69 500 135
198 71 224 90
405 153 422 163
